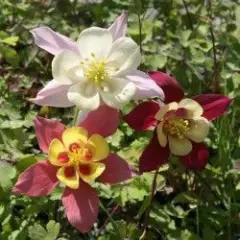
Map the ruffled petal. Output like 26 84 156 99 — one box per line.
127 70 164 100
78 104 119 137
62 127 88 150
31 26 78 55
155 102 178 121
77 27 112 59
12 161 58 197
168 135 192 156
62 182 99 233
108 12 128 41
178 98 203 118
48 139 67 166
57 167 79 189
149 71 184 103
139 131 170 172
156 122 168 147
123 101 160 131
107 37 141 75
100 78 136 109
192 94 232 121
52 50 81 85
180 142 209 171
67 83 101 110
86 134 110 161
185 117 210 142
34 117 65 153
98 153 133 184
29 79 74 108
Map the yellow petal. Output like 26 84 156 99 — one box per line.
62 127 88 150
178 98 203 118
155 102 178 120
48 139 68 166
157 122 168 147
168 135 192 156
86 134 109 161
79 163 105 183
57 166 79 189
185 117 210 142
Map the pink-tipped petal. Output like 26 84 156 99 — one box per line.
123 101 160 131
31 27 79 55
127 70 165 100
30 80 74 108
78 104 119 137
108 12 128 41
149 71 184 103
98 153 133 184
13 160 58 197
34 116 65 153
139 131 170 173
180 142 209 171
192 94 232 121
62 182 99 233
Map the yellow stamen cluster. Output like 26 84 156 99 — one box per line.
164 118 190 139
67 148 92 166
81 53 109 84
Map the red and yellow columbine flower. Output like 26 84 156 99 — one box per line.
124 71 232 172
13 116 133 233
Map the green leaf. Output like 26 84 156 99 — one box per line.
0 163 16 190
0 36 19 46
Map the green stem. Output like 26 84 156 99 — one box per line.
73 107 80 126
99 201 120 236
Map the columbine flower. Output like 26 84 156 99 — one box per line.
124 71 232 172
13 117 133 233
30 13 164 110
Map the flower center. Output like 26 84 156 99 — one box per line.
163 118 190 139
67 145 93 166
81 53 109 84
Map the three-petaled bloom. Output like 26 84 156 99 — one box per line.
30 12 164 110
124 71 232 172
13 117 133 233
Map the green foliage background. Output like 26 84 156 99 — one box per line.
0 0 240 239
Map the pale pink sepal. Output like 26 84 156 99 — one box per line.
31 27 79 55
62 181 99 233
12 160 58 197
29 80 74 108
108 12 128 41
127 70 165 100
34 116 65 153
98 153 133 184
78 104 119 137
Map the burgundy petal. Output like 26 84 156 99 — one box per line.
98 153 133 184
139 131 170 173
192 94 232 121
13 160 58 197
34 116 65 153
180 142 209 171
149 71 184 103
79 104 119 137
123 101 160 131
62 182 99 233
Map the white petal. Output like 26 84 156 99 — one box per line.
108 12 128 41
107 37 141 76
52 50 81 85
179 98 203 117
67 83 100 110
30 26 79 55
126 70 165 100
77 27 112 59
185 117 210 142
168 135 192 156
155 102 179 121
29 80 74 107
99 78 136 109
157 122 168 147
